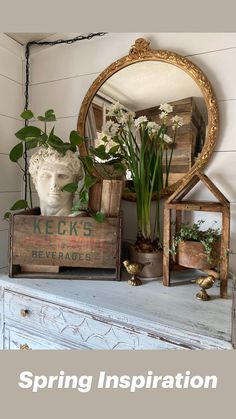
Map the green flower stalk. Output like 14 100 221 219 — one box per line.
101 102 184 251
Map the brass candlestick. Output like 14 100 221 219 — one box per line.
123 260 148 286
196 275 215 300
195 269 219 301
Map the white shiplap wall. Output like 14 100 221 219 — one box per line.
0 34 24 269
22 32 236 274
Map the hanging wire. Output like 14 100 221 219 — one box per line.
23 32 107 202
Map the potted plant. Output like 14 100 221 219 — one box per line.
85 134 126 217
99 102 184 278
170 220 221 270
4 109 112 222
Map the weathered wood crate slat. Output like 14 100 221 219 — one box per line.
89 180 123 217
9 208 122 280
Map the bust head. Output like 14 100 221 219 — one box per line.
29 147 84 216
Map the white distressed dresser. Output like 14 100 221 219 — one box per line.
0 271 233 350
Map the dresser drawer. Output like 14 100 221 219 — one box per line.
4 327 68 350
3 290 177 349
4 290 99 348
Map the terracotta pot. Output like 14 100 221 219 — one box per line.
129 246 163 278
175 240 220 270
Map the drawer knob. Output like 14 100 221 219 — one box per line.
20 343 31 350
20 309 30 317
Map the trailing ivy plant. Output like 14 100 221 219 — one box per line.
4 109 108 223
170 220 221 262
89 135 126 179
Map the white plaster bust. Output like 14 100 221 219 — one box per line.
29 147 84 216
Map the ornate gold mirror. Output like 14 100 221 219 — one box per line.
77 38 219 199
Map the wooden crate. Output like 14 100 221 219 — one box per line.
9 208 122 280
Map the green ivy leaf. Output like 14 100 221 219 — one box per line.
15 126 41 141
3 212 11 220
109 145 120 156
26 138 39 150
20 110 34 120
44 115 56 122
81 156 94 172
61 143 75 153
61 183 78 193
71 201 82 212
69 130 84 146
48 127 72 154
69 145 77 153
37 116 46 121
45 109 55 118
44 109 56 121
90 144 108 160
111 135 120 144
10 200 29 211
79 190 89 204
93 211 105 223
9 142 23 162
39 132 48 144
45 115 56 122
48 126 55 139
47 134 64 149
37 109 56 122
84 175 97 189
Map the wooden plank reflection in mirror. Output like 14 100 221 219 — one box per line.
136 97 206 186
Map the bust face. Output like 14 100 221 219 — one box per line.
35 161 75 214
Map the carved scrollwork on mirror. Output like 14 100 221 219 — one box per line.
77 38 219 200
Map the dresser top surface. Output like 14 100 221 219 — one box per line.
0 269 233 347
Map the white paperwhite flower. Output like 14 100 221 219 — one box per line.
119 114 128 125
107 102 123 117
171 115 184 129
126 169 132 180
159 111 168 120
103 120 119 137
126 111 135 122
119 111 135 125
159 103 173 113
147 121 161 134
163 134 173 144
134 116 148 127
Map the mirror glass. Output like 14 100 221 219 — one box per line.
84 61 208 190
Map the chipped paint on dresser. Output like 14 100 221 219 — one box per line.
0 274 233 350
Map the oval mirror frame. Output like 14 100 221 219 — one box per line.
77 38 219 198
